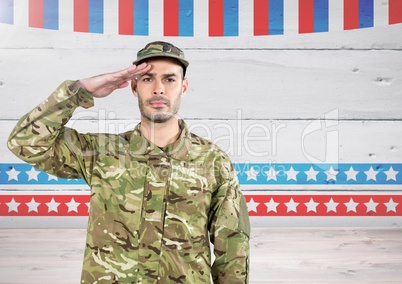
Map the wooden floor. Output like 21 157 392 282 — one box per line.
0 228 401 283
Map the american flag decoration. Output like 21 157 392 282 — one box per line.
254 0 284 36
119 0 149 36
73 0 104 33
28 0 59 30
1 0 402 35
0 163 401 217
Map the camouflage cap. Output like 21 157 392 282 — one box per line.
133 41 189 72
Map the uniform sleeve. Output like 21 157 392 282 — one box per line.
209 156 251 283
7 80 96 183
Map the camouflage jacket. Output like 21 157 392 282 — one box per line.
8 81 250 284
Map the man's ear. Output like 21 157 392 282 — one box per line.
131 79 138 97
181 78 189 97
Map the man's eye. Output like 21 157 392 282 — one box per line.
142 77 152 82
166 78 175 83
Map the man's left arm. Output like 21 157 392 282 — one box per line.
209 159 251 283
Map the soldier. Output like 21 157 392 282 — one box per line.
8 41 250 283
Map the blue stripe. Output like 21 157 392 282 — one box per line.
235 163 402 185
178 0 193 36
0 0 14 24
0 164 85 185
134 0 148 35
1 163 401 185
359 0 373 28
89 0 103 33
268 0 283 35
314 0 328 32
224 0 238 36
43 0 58 30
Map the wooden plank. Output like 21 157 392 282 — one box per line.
0 49 401 120
2 120 402 163
0 228 401 283
250 227 402 283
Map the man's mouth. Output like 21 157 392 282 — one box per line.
149 101 167 108
148 97 169 108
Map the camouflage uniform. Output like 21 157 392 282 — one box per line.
8 81 250 283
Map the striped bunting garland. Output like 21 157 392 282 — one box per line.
0 194 400 216
0 163 401 185
1 0 401 35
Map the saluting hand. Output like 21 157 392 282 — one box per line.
72 63 151 98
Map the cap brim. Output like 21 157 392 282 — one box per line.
133 53 189 68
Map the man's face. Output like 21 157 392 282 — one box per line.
132 58 188 124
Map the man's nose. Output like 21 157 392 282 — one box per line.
153 80 164 95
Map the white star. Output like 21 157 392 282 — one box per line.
246 198 259 213
344 198 359 213
384 198 398 213
364 198 379 213
384 166 399 181
285 166 299 181
364 167 378 181
325 167 339 182
47 174 59 181
324 198 339 213
245 167 259 181
26 167 40 181
304 198 319 213
264 167 279 181
304 166 319 181
66 198 80 213
46 198 60 213
6 167 20 181
6 198 20 213
265 198 280 213
344 166 359 181
85 202 90 212
26 198 41 213
284 198 299 213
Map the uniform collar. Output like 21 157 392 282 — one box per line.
126 119 192 161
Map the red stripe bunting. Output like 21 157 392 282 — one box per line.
344 0 359 30
0 195 89 216
254 0 268 35
209 0 224 36
29 0 44 28
299 0 314 33
389 0 402 24
119 0 134 35
0 194 401 217
164 0 179 36
74 0 89 32
246 195 402 216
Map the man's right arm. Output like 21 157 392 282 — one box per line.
7 64 151 182
7 80 96 182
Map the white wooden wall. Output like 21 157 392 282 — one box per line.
1 0 401 228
